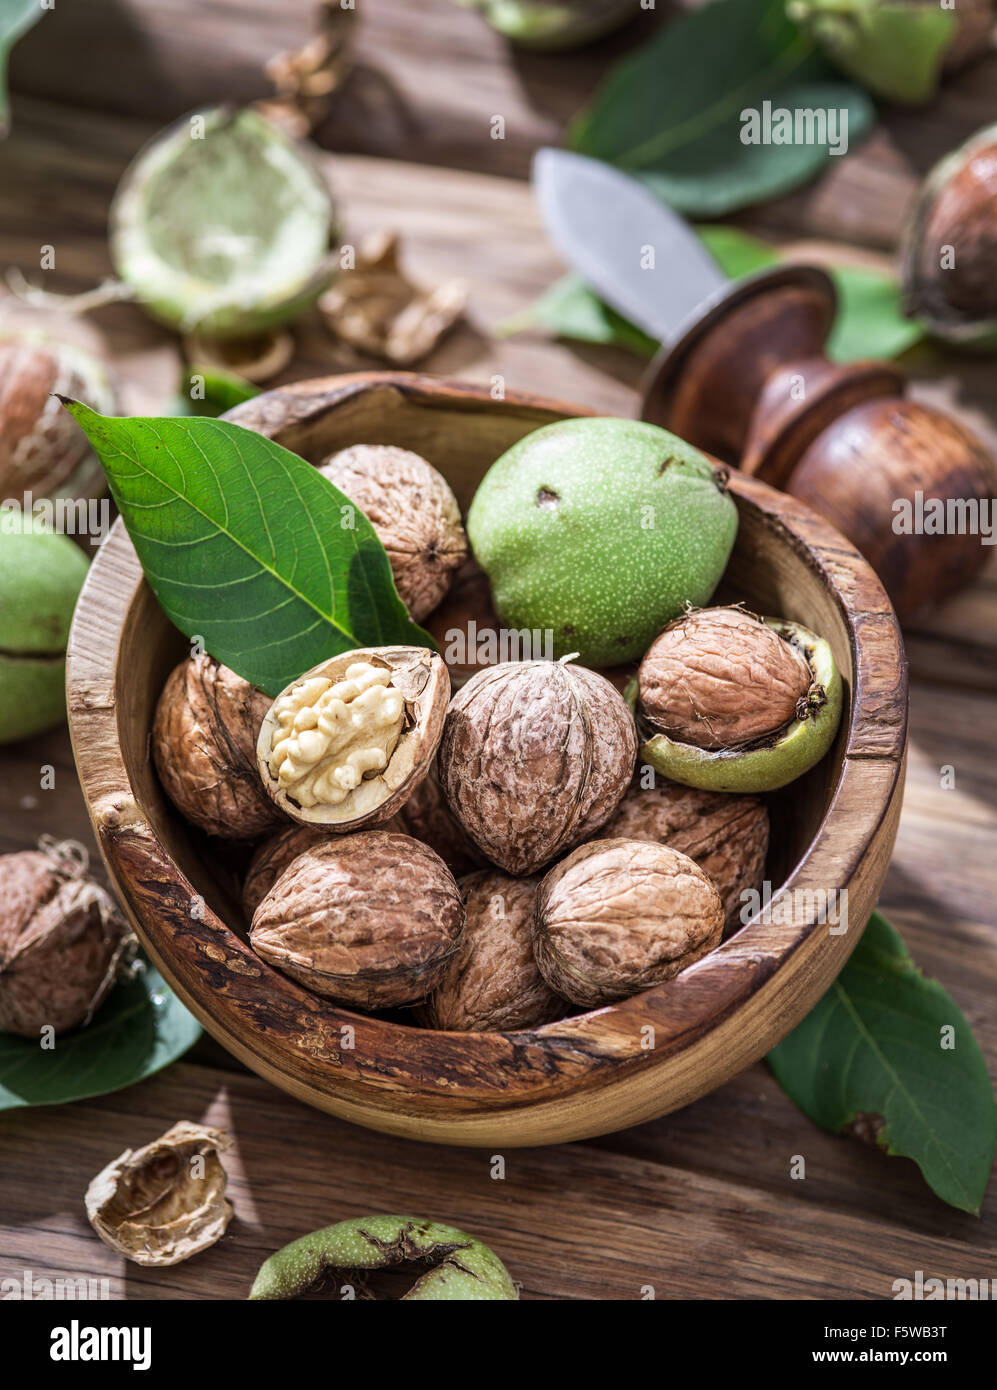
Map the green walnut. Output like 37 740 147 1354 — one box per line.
637 607 843 793
466 418 738 667
249 1216 517 1300
0 511 89 743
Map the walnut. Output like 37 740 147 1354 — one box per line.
318 444 467 620
250 831 464 1009
85 1122 233 1266
417 870 567 1032
638 607 812 750
243 824 332 920
387 759 486 876
439 659 637 876
257 646 449 829
601 775 769 935
533 838 724 1008
153 652 284 840
0 839 131 1036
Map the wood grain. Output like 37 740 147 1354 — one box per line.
0 1060 991 1300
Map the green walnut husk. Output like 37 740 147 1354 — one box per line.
249 1216 518 1300
453 0 635 48
640 618 843 794
0 511 89 743
110 107 338 341
899 123 997 350
467 418 738 668
787 0 967 105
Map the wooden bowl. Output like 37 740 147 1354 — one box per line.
67 373 908 1147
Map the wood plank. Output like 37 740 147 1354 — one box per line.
0 1060 992 1300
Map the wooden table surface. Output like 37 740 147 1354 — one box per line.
1 0 995 1300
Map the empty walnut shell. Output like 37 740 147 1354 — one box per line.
257 646 449 829
0 840 130 1036
318 445 468 620
250 831 464 1009
417 870 567 1032
638 609 843 794
439 659 637 876
85 1122 233 1267
533 838 725 1009
602 776 769 936
153 652 284 840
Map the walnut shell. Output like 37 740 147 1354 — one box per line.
257 646 449 829
439 660 637 876
638 607 812 750
153 653 284 840
386 759 486 876
533 838 724 1008
318 445 468 620
601 776 769 935
0 841 130 1036
85 1122 233 1267
250 831 464 1009
417 870 567 1032
243 823 333 920
0 338 116 501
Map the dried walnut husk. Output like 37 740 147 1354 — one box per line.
250 831 464 1009
533 838 725 1009
319 230 468 366
153 652 284 840
602 777 769 936
85 1122 233 1267
417 870 567 1032
318 446 467 621
0 839 131 1037
257 646 449 829
439 659 637 876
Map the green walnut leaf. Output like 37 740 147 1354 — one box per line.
768 912 996 1214
167 365 261 418
497 273 658 356
0 0 46 135
569 0 875 217
826 263 924 362
64 404 434 696
0 960 201 1110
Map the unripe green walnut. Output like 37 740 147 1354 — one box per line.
467 418 737 667
0 511 89 743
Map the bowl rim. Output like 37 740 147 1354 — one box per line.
66 371 908 1125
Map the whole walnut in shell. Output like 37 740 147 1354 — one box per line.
319 445 467 620
250 831 464 1009
243 823 332 920
639 607 812 751
602 776 768 935
439 660 637 876
153 652 284 840
0 840 130 1036
533 838 724 1009
417 870 567 1032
